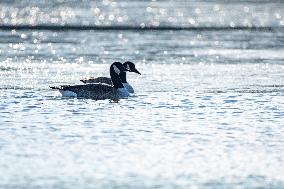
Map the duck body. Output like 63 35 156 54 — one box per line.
50 62 130 100
122 83 134 93
51 83 129 100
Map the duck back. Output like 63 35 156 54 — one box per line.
80 77 112 85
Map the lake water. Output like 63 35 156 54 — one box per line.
0 1 284 188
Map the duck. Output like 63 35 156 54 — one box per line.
80 61 141 93
50 62 130 100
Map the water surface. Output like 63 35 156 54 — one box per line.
0 1 284 188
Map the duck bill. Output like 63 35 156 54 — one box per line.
132 68 141 75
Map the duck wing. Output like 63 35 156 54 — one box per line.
80 77 113 85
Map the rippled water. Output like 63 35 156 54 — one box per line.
1 0 284 27
1 1 284 189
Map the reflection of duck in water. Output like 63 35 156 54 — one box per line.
80 61 141 93
50 62 130 100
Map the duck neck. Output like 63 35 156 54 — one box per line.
110 71 124 89
119 72 127 83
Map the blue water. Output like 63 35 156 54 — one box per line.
0 1 284 188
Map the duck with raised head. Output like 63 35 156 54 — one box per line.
50 62 130 100
80 61 141 93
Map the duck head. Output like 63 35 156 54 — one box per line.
110 62 129 89
123 61 141 75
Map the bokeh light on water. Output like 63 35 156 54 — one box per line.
0 0 284 27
